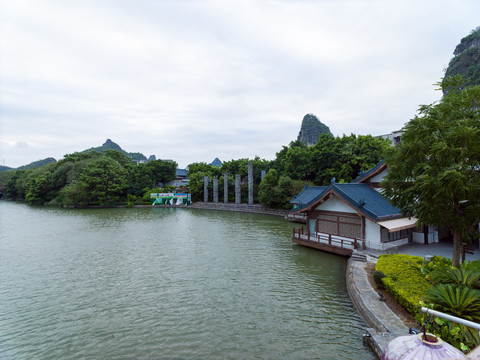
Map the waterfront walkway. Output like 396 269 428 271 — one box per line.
347 242 480 358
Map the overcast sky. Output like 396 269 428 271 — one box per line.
1 0 479 169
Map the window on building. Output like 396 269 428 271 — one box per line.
317 212 361 239
381 227 412 243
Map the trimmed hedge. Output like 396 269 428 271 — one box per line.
376 254 431 316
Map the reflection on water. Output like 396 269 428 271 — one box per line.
0 202 374 359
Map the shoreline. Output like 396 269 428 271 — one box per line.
1 199 288 218
346 256 408 358
133 202 289 217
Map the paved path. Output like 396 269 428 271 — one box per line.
393 242 480 261
347 257 408 358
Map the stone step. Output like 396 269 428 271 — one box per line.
351 252 368 262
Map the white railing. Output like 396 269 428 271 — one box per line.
421 307 480 331
286 213 307 223
292 228 365 250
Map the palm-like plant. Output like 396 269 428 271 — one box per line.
431 266 480 290
424 284 480 321
423 284 480 348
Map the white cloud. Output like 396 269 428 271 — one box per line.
1 0 479 168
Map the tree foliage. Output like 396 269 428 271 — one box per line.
272 134 388 185
2 124 389 209
185 133 388 207
382 76 480 266
2 150 178 207
76 156 128 206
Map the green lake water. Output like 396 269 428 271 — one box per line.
0 201 375 359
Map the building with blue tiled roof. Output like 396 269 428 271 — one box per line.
289 162 435 253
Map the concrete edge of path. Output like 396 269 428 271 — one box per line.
346 257 409 358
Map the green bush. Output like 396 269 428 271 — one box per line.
420 265 480 352
417 256 452 281
372 270 386 289
376 254 431 316
431 266 480 289
418 306 473 353
465 260 480 271
424 284 480 321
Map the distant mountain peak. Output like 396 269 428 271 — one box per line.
297 114 332 146
102 139 122 150
85 139 147 161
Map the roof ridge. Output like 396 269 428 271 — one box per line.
332 183 381 220
351 160 385 183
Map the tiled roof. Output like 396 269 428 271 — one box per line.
351 160 385 183
290 181 401 221
290 185 328 205
332 183 401 220
176 168 188 177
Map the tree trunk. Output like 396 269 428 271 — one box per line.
452 230 462 267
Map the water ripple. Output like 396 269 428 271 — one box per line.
0 202 375 359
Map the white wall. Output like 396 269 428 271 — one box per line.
370 168 388 183
365 220 381 248
315 195 357 214
364 220 411 250
413 226 439 244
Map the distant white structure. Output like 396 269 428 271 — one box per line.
377 130 402 146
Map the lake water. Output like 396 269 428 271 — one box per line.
0 201 374 359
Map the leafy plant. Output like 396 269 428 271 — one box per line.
424 284 480 321
419 301 479 352
417 256 452 281
421 283 480 352
372 270 386 289
382 76 480 267
431 266 480 290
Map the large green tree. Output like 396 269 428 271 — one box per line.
146 159 177 186
311 134 389 185
282 141 313 181
382 77 480 266
187 163 220 202
74 155 128 206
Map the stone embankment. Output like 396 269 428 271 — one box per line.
189 202 288 217
346 255 408 358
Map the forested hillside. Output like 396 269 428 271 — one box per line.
1 150 176 206
444 27 480 90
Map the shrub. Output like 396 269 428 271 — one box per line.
376 254 431 316
417 256 452 281
420 291 480 352
420 263 480 352
465 260 480 271
431 266 480 289
372 270 386 289
424 284 480 319
143 187 165 204
418 305 474 353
